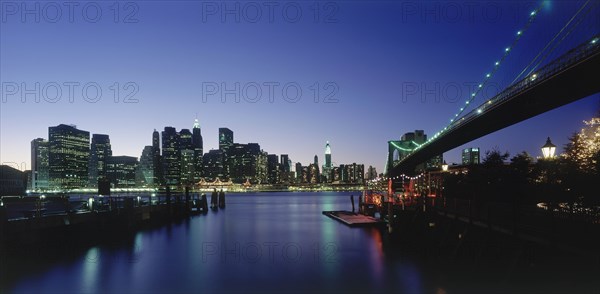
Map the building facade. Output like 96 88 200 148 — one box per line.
106 156 138 188
161 127 181 187
48 124 90 189
462 148 481 165
138 146 154 187
31 138 49 191
89 134 112 188
192 119 204 184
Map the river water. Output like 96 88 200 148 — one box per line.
4 191 599 293
2 192 435 294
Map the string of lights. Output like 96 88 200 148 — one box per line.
415 2 546 149
369 172 426 182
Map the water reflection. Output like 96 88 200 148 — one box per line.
4 192 430 293
81 247 100 292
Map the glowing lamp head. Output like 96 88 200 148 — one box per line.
541 137 556 159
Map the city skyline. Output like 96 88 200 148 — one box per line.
2 1 599 174
26 121 369 190
16 119 364 172
1 1 599 293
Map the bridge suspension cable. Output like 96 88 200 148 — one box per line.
422 2 546 149
514 0 599 84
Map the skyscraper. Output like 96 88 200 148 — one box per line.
462 148 481 165
267 154 279 184
280 154 290 183
219 127 234 178
341 163 364 184
323 141 332 182
202 149 225 181
192 119 204 183
89 134 112 187
388 130 442 172
152 129 163 186
162 127 181 187
48 124 90 189
179 129 195 186
367 165 378 180
218 128 234 151
106 156 138 188
138 146 154 187
227 143 265 183
31 138 49 191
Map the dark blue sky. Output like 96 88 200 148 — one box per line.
1 0 599 173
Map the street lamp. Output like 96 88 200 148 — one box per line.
541 137 557 159
442 161 449 172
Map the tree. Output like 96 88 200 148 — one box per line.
482 149 510 167
509 151 533 204
561 111 600 206
563 115 600 174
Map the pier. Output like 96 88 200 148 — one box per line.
0 189 214 246
322 211 385 227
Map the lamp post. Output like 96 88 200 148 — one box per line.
541 137 556 159
442 161 449 172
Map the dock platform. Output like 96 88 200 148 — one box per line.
322 211 386 227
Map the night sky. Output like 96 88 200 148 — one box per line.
1 0 599 173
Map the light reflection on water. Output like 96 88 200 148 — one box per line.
7 192 428 293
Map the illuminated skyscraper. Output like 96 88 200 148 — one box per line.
179 129 195 186
219 127 234 178
138 146 154 187
152 129 163 186
89 134 112 188
48 124 90 189
202 149 225 181
267 154 279 184
323 141 332 182
31 138 49 191
192 119 204 183
106 156 138 188
280 154 290 183
161 127 180 187
219 128 234 151
387 130 442 172
462 148 480 165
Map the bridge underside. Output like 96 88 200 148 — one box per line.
389 49 600 176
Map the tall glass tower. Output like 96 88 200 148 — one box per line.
192 119 204 183
48 124 90 189
323 141 332 182
89 134 112 188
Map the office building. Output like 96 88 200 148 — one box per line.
31 138 49 191
162 127 181 186
192 119 203 183
48 124 90 189
89 134 112 187
462 148 481 165
106 156 138 188
138 146 154 187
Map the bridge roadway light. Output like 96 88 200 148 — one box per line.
541 137 557 159
531 73 538 81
